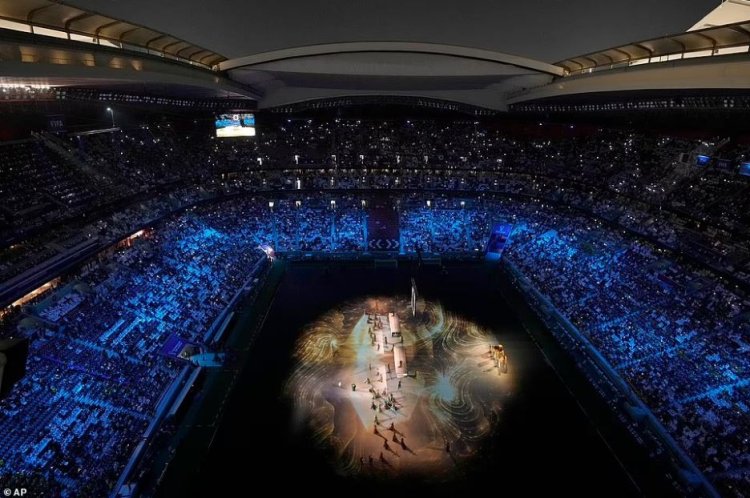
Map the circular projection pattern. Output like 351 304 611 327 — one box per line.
286 295 514 480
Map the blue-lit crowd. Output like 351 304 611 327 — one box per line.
3 119 749 286
0 203 269 497
0 118 749 496
1 193 748 495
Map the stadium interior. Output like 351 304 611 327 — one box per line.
1 1 750 497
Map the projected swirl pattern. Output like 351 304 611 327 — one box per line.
286 296 513 479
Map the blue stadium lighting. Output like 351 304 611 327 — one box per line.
1 115 748 497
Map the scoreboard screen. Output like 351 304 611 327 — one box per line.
215 113 255 138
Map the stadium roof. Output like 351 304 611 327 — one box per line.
0 0 225 67
62 0 715 64
3 0 748 110
556 19 750 74
690 0 750 30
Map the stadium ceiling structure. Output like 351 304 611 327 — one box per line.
220 42 563 110
0 0 225 67
556 19 750 74
1 0 750 110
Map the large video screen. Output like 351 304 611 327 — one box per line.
695 154 710 167
215 113 255 138
740 162 750 177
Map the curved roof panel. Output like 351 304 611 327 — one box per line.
557 20 750 74
220 42 564 76
0 0 226 66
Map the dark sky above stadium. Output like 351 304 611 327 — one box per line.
68 0 719 62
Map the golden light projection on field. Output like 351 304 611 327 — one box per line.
286 296 514 479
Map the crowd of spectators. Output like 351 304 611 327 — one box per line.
1 117 750 495
0 140 105 240
2 191 749 495
0 200 269 497
2 119 749 286
500 202 750 496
